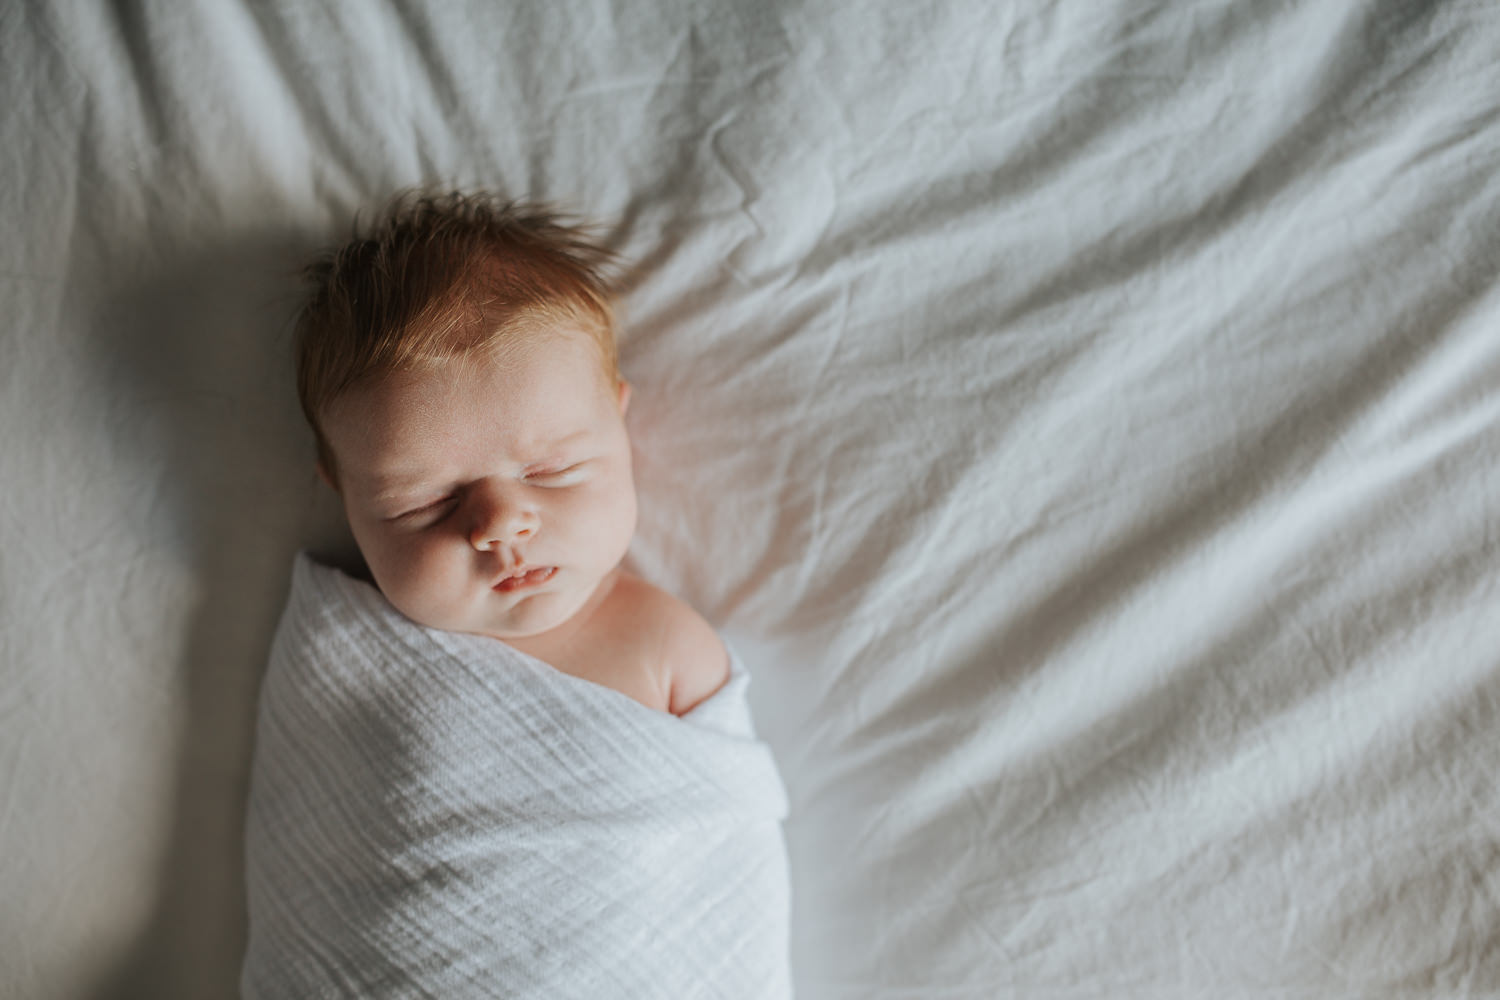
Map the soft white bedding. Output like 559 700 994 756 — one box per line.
4 2 1499 998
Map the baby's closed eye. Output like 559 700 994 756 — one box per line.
524 462 588 486
388 495 458 525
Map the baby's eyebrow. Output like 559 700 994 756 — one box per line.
538 429 592 451
360 467 443 500
370 484 439 507
514 429 595 465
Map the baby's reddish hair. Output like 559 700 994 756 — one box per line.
295 191 619 482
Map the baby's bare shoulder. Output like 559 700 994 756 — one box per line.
608 573 729 716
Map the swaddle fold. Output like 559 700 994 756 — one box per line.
242 552 792 999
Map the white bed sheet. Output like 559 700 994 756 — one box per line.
4 2 1499 997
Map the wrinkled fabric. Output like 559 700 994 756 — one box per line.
4 2 1500 998
242 554 792 999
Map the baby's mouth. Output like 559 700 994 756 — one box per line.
493 566 557 593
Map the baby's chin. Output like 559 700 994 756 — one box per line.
476 602 577 642
472 587 595 644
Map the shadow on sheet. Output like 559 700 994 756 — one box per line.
79 234 355 999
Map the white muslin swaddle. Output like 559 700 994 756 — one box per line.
241 552 793 999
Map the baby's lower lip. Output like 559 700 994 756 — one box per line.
493 566 556 593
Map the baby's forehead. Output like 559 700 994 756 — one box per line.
327 334 618 467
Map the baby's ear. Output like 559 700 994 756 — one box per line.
315 460 337 491
617 379 632 415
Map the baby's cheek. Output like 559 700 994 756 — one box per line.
369 532 461 623
617 487 639 546
579 479 636 557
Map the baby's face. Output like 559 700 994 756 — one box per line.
320 331 637 642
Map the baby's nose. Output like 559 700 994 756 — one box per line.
468 487 538 551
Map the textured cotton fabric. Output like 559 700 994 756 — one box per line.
5 3 1500 998
241 554 792 999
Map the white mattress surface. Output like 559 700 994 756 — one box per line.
3 2 1499 997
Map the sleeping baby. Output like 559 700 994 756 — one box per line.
241 193 793 998
301 193 726 717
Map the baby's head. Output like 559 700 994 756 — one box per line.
295 192 637 642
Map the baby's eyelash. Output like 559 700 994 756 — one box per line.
526 462 584 481
390 496 455 522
